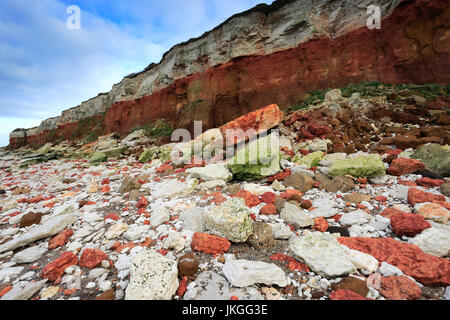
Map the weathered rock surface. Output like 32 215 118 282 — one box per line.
223 259 288 288
125 249 179 300
289 232 356 278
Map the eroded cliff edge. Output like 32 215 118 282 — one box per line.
9 0 450 149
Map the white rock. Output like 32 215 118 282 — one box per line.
409 228 450 258
180 207 205 232
223 259 288 288
268 223 292 240
280 202 314 228
162 232 186 252
0 214 76 253
204 198 253 242
1 280 47 300
125 249 178 300
12 245 48 264
0 266 24 282
339 210 372 226
342 247 379 273
88 268 108 280
152 178 197 199
115 255 132 271
289 232 356 278
197 180 226 190
187 163 232 182
379 262 403 277
124 225 151 241
104 223 129 240
150 206 170 228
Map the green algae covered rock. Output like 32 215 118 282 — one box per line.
412 144 450 177
89 152 107 164
329 154 386 178
227 133 281 181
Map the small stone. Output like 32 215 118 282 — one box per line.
19 212 42 228
178 253 199 277
247 223 275 250
223 259 288 287
280 202 314 228
191 232 231 254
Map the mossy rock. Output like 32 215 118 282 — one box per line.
329 155 386 178
138 147 159 164
90 152 107 164
102 146 127 158
412 144 450 177
293 151 325 168
227 133 281 181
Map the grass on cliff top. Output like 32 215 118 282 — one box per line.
131 118 175 138
290 82 450 112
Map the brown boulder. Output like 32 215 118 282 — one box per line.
388 158 425 176
390 212 431 237
19 212 43 228
283 173 314 194
331 276 369 297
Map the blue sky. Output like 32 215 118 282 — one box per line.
0 0 271 147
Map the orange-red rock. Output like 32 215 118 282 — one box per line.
379 275 422 300
260 204 277 215
338 237 450 286
42 251 78 282
416 177 445 188
269 253 310 272
220 104 283 146
260 192 276 204
390 212 431 237
79 248 108 269
380 207 407 219
388 158 425 176
137 196 149 209
313 217 329 232
329 289 372 300
176 276 188 298
49 229 74 249
191 233 230 254
408 188 446 206
233 190 260 208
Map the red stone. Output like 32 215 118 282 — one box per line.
156 163 173 173
191 233 231 254
260 192 276 204
49 229 74 249
416 177 445 188
260 204 277 215
176 276 188 298
374 196 387 202
267 169 292 182
313 217 329 232
408 188 446 206
137 196 149 209
269 253 310 272
79 248 108 269
233 190 260 208
390 212 431 237
329 289 372 300
0 286 12 299
42 251 78 282
398 180 418 186
380 207 407 219
388 158 425 176
379 275 421 300
219 104 284 146
338 237 450 286
104 213 120 221
101 178 110 185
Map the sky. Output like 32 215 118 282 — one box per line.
0 0 271 147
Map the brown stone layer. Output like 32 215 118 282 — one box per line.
10 0 450 149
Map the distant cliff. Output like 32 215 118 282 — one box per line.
9 0 450 149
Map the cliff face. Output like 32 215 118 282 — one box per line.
9 0 450 149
